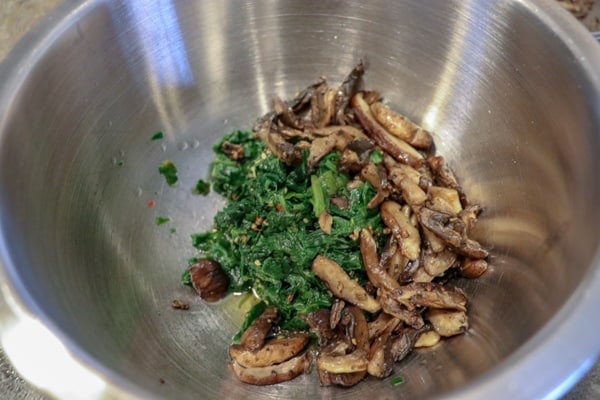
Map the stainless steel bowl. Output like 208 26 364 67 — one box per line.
1 0 600 399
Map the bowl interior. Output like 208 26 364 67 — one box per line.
1 1 600 399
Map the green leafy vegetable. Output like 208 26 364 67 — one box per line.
391 376 405 386
194 179 211 195
232 301 267 343
151 131 164 141
186 130 384 332
155 216 170 225
159 160 178 186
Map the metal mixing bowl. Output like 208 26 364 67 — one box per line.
1 0 600 399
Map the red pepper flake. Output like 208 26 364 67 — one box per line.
231 193 238 201
147 200 155 208
287 293 295 302
276 203 284 212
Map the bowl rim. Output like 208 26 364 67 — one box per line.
0 0 600 399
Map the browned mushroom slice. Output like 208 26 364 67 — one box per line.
428 186 463 216
318 210 333 234
330 299 346 330
379 289 425 329
414 330 441 348
229 351 312 386
397 282 467 311
427 155 466 205
312 255 381 313
422 248 458 278
303 309 336 346
276 125 315 141
367 318 401 378
368 313 394 341
342 305 370 351
351 92 424 167
425 309 469 337
266 131 303 166
460 257 489 278
359 229 400 292
399 178 428 207
240 306 279 351
316 349 369 374
273 97 305 130
458 204 483 232
308 135 337 168
421 226 447 253
390 327 426 362
334 61 365 125
418 207 488 259
370 102 433 149
189 260 229 302
380 201 421 261
311 84 338 128
411 266 435 283
229 333 310 368
318 370 367 387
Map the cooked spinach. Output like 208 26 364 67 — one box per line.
159 160 178 186
185 130 384 331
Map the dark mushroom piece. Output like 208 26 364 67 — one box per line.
397 282 467 312
418 207 488 259
380 200 421 261
240 306 279 351
351 92 424 167
334 61 365 125
189 260 229 302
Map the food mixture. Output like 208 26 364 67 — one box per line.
181 63 489 387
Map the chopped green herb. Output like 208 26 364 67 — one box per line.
193 179 211 195
116 160 125 167
151 131 164 141
370 149 383 164
391 376 404 386
170 227 177 234
155 216 170 225
188 130 384 331
159 160 178 186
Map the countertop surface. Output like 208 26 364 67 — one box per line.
1 0 600 399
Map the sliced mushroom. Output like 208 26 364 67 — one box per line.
330 299 346 330
414 330 442 348
273 97 305 130
360 229 400 292
399 178 428 207
266 131 303 166
397 282 467 311
418 207 488 259
229 333 310 368
425 309 469 337
334 61 365 125
307 135 337 168
318 210 333 234
240 306 279 351
460 257 489 278
390 327 425 362
229 351 312 386
368 313 394 341
351 92 424 167
427 155 466 205
421 226 447 253
367 318 401 378
312 255 381 313
380 200 421 261
303 309 336 346
370 102 433 149
317 349 369 374
318 370 367 387
422 248 458 278
311 84 338 128
428 186 463 216
379 289 425 329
